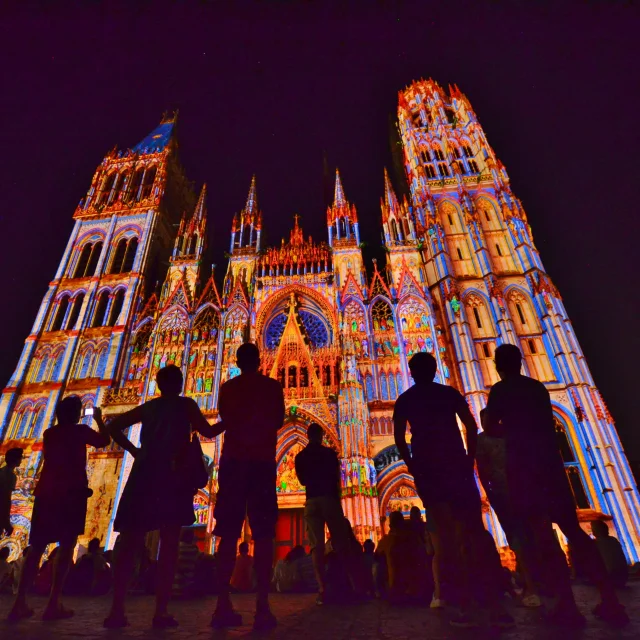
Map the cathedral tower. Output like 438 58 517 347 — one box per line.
0 113 195 554
395 79 640 559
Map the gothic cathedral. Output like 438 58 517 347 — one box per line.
2 79 638 563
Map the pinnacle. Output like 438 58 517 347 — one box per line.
383 168 400 212
244 174 258 217
334 168 347 207
193 183 207 220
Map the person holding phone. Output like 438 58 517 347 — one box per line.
8 396 110 621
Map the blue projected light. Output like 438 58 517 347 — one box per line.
264 309 330 349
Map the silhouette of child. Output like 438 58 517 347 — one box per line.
591 521 628 588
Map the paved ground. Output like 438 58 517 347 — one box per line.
1 584 639 639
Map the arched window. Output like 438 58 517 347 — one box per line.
109 238 128 274
92 291 110 327
86 241 103 276
51 295 70 331
110 237 138 274
50 349 64 381
80 348 94 378
95 346 109 378
97 173 116 206
66 293 85 331
554 418 590 508
287 365 298 388
122 238 138 272
35 353 50 382
300 367 309 387
507 291 540 335
380 373 389 401
555 418 576 463
107 290 125 327
126 168 145 203
465 295 494 339
388 372 397 399
16 409 33 439
323 365 331 386
365 374 374 400
140 166 157 200
31 406 46 439
396 372 404 394
73 244 93 278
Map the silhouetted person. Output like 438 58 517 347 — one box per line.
484 344 628 627
70 537 111 596
230 542 254 592
295 422 350 604
0 447 23 538
103 365 218 629
210 343 284 631
591 521 628 588
375 510 424 603
394 352 513 628
8 397 109 621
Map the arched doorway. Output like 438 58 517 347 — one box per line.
273 422 309 561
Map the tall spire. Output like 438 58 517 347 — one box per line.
193 183 207 221
327 168 359 246
244 174 259 219
382 168 400 218
231 175 261 253
334 168 346 207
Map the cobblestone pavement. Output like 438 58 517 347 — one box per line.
1 584 639 639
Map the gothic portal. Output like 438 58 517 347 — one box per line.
2 80 639 563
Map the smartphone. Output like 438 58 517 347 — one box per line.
83 407 94 417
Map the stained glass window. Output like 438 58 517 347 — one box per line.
372 300 394 332
265 313 287 349
398 297 433 357
299 310 329 347
344 301 369 359
389 372 397 399
380 373 389 400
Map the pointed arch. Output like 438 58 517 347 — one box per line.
463 291 495 339
66 293 85 331
73 243 93 278
140 164 158 200
92 290 110 327
107 289 125 326
50 295 70 331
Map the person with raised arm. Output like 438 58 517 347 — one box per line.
8 397 109 621
103 365 220 629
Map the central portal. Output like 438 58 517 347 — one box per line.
274 507 308 562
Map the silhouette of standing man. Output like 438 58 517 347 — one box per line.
393 352 512 628
484 344 628 627
210 343 285 631
295 422 350 604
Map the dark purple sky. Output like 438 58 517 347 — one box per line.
1 3 638 455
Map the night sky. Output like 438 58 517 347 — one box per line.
1 3 638 455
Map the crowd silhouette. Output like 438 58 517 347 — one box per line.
0 342 632 629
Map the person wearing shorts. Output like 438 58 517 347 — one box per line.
295 422 349 604
210 343 285 631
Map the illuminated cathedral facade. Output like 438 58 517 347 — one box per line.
2 79 639 562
